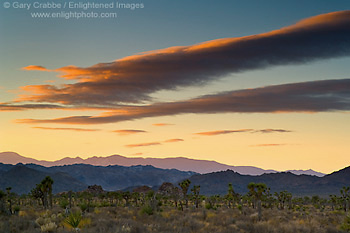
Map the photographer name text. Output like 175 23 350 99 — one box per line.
7 2 144 10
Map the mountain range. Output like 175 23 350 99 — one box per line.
0 164 86 194
188 166 350 197
0 162 195 194
0 152 325 176
3 151 343 197
1 161 348 197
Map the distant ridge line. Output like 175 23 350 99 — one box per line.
0 151 325 177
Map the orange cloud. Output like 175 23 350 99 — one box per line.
125 142 161 148
164 139 184 143
21 65 51 72
32 127 99 132
132 153 144 156
16 11 350 107
112 129 147 135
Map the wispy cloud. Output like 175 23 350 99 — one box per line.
250 144 288 147
125 142 161 148
32 127 100 132
195 129 292 136
16 11 350 107
21 65 51 72
16 78 350 125
254 129 292 133
125 138 184 147
152 123 174 127
0 102 121 112
112 129 147 135
0 103 65 111
131 153 144 156
196 129 253 136
164 138 184 143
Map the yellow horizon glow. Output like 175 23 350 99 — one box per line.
1 110 349 174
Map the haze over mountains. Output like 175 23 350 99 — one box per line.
0 152 325 176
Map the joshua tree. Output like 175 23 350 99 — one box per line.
6 187 13 214
131 191 140 207
264 187 275 209
226 183 240 208
107 191 123 207
44 176 54 208
31 183 44 206
340 186 350 212
171 186 182 208
329 195 336 211
247 182 267 221
31 176 54 209
205 195 221 210
247 183 257 208
179 179 191 209
146 190 161 212
191 185 201 208
106 191 116 206
40 176 54 209
0 190 6 214
122 191 131 207
274 190 292 210
80 191 93 212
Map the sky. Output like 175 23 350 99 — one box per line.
1 0 350 174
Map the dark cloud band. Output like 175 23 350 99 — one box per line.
16 78 350 124
18 11 350 106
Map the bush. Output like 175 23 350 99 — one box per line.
341 215 350 232
78 202 88 212
59 199 69 209
64 211 82 229
140 205 153 215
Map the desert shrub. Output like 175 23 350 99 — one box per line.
341 215 350 232
35 211 64 233
0 213 39 233
13 205 21 214
78 202 88 212
140 205 154 215
41 222 57 232
59 199 69 209
2 195 350 233
83 209 143 233
64 211 82 230
205 202 217 210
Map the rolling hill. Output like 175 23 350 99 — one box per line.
0 162 195 194
0 164 86 194
187 166 350 197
